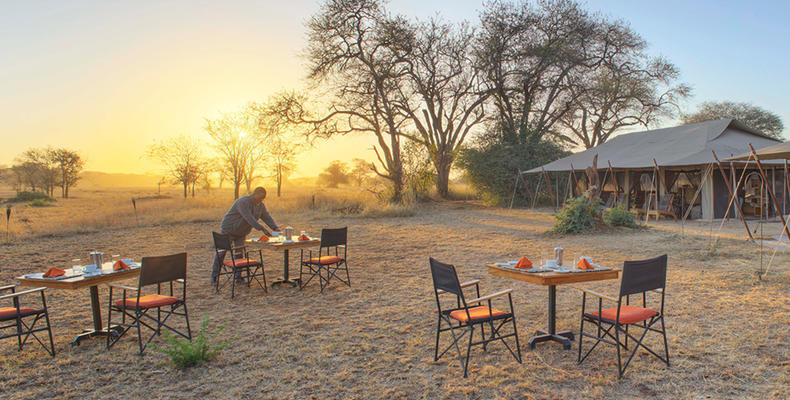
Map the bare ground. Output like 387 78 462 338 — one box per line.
0 203 788 399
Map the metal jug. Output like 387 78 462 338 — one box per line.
89 251 104 271
554 247 564 266
285 226 293 241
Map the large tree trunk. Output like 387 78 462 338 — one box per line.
435 166 451 198
234 182 240 199
183 182 188 198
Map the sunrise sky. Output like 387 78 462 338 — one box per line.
2 0 789 178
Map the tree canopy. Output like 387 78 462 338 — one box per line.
682 101 784 139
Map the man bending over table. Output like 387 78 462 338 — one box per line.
211 186 279 283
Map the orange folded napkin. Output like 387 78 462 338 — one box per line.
113 260 130 271
258 234 270 242
43 267 66 278
515 256 533 269
577 258 594 270
298 234 310 241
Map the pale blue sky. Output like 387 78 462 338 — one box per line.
1 0 788 174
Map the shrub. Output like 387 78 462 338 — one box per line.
602 204 638 228
457 139 569 207
552 197 601 234
29 199 53 207
8 191 54 203
152 316 233 368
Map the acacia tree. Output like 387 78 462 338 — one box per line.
682 101 784 139
477 0 615 144
15 149 59 197
205 111 262 199
559 28 691 148
253 101 302 197
49 148 84 198
318 161 350 188
147 136 206 199
396 18 489 198
268 0 412 202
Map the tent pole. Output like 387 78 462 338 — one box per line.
531 178 542 209
712 151 753 241
748 143 790 241
782 159 790 217
644 168 656 225
772 167 777 218
518 172 534 204
607 161 619 205
565 171 572 201
716 156 754 238
509 171 520 209
541 167 557 211
683 164 712 221
570 163 579 196
784 160 788 216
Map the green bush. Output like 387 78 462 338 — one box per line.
8 191 54 203
151 316 233 368
552 197 602 234
29 199 53 207
457 139 569 207
602 204 638 228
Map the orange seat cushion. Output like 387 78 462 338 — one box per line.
0 307 38 319
449 306 508 322
308 256 343 265
115 294 179 309
591 305 658 325
223 258 261 268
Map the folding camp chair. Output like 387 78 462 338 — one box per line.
576 254 670 378
107 253 191 355
299 227 349 293
212 232 266 299
0 285 55 357
430 257 521 378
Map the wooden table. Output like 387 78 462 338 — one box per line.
247 237 321 287
17 263 140 345
488 264 619 350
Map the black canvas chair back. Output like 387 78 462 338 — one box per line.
300 227 350 292
212 232 233 251
429 257 464 300
320 227 347 248
577 254 670 378
428 257 521 377
107 252 192 355
619 254 667 297
139 253 187 288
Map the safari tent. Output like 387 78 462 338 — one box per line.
523 119 787 220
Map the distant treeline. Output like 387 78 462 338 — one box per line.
1 147 84 198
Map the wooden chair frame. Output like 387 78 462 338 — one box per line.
430 258 521 378
576 254 670 378
0 285 55 357
106 253 192 355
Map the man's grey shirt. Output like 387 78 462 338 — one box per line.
219 194 278 237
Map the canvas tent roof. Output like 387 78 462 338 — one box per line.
727 141 790 161
525 119 782 174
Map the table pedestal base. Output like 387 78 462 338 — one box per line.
71 326 123 346
528 330 574 350
271 278 300 287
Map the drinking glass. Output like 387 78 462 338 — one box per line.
72 259 82 273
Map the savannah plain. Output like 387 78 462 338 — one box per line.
0 185 787 399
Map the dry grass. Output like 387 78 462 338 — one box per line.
0 186 400 241
0 199 788 399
